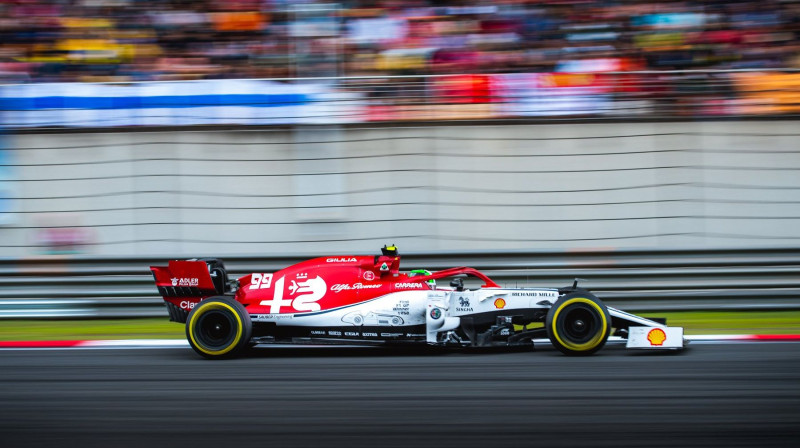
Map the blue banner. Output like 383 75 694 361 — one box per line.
0 79 362 128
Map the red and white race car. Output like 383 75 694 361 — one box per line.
151 246 684 359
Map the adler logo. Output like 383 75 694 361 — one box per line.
171 277 199 287
326 257 357 263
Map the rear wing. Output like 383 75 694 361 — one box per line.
150 259 231 322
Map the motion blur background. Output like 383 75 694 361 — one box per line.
0 0 799 317
3 4 800 448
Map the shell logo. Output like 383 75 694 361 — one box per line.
647 328 667 346
494 298 506 309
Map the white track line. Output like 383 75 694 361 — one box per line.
81 339 189 347
1 334 799 350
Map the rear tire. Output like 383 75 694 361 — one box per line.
186 296 252 359
546 292 610 356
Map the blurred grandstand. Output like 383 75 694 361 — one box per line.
2 0 800 82
0 1 798 125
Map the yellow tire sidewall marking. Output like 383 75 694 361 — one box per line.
550 297 608 352
188 301 244 356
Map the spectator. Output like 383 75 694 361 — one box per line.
0 0 798 82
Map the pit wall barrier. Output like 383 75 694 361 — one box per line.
0 248 798 318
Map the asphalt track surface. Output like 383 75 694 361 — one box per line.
1 342 799 448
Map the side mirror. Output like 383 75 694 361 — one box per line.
450 278 464 291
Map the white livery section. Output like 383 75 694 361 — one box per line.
250 290 429 327
248 287 686 351
249 288 560 329
626 326 686 350
607 307 686 350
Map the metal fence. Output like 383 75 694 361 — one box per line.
1 247 799 319
3 69 800 129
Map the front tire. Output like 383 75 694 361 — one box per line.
186 296 252 359
546 292 611 356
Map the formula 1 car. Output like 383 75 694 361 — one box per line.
151 246 685 359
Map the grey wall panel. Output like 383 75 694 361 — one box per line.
2 121 798 258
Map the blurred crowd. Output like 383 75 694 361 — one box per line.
1 0 800 83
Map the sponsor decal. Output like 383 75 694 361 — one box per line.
252 314 291 321
326 257 357 263
494 298 506 309
363 271 376 281
328 331 342 336
456 296 473 312
362 332 378 337
430 308 442 319
310 330 326 335
289 275 325 295
331 283 382 293
250 273 273 290
344 331 359 337
259 275 326 313
380 262 389 271
380 333 402 338
512 291 556 297
179 301 198 310
395 282 423 289
171 277 199 287
296 273 308 280
647 328 667 346
392 300 410 316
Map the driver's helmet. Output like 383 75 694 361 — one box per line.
408 269 435 288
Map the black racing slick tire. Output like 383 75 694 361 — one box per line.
186 296 252 359
546 292 611 356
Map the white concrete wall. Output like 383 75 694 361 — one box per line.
2 121 798 258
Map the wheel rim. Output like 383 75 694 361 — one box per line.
557 303 601 345
195 309 237 350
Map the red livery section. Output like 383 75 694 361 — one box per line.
239 255 417 315
151 252 502 321
151 260 218 292
150 251 429 321
151 259 224 321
